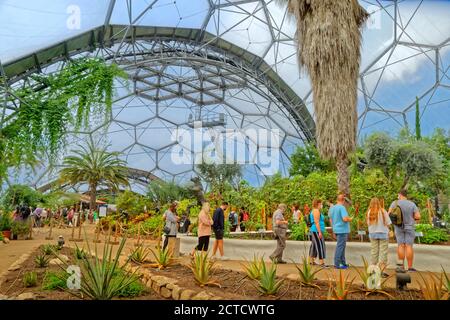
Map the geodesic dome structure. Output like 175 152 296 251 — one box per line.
0 0 449 192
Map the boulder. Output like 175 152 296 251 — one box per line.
192 291 211 300
166 282 178 290
179 289 196 300
160 287 172 299
17 292 35 300
171 285 181 300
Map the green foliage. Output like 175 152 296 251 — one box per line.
23 272 38 288
294 256 322 288
197 162 242 194
0 212 12 231
115 275 146 297
257 262 284 296
189 251 219 287
116 190 152 217
327 270 355 300
34 253 50 268
129 245 149 264
0 58 125 182
415 224 449 244
241 254 264 280
364 132 394 176
149 246 174 270
75 247 87 260
11 220 30 236
415 97 421 140
42 244 57 256
1 184 45 211
289 221 309 241
289 143 334 177
42 271 69 290
147 180 191 207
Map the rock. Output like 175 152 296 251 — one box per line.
166 282 178 290
179 289 196 300
286 273 299 281
152 282 161 294
171 285 181 300
17 292 35 300
2 238 9 244
160 287 172 299
145 278 153 288
192 291 211 300
8 264 21 271
49 258 64 266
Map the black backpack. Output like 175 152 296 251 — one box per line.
305 213 313 228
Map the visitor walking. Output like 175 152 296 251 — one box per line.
270 203 288 264
329 194 353 269
33 207 43 228
292 204 301 224
309 199 327 267
163 201 179 251
67 207 74 226
388 189 421 272
367 197 391 277
239 207 249 232
191 202 213 255
212 201 229 260
229 210 238 232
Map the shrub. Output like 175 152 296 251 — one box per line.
189 251 219 287
115 275 146 297
415 224 449 244
23 272 37 287
42 271 69 290
11 220 30 237
35 253 50 268
0 213 12 231
257 262 283 296
289 221 309 241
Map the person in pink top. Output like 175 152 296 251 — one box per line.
191 202 213 256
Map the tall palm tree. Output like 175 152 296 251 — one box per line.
59 140 129 210
280 0 369 197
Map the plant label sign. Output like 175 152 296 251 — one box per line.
357 231 366 235
99 206 107 217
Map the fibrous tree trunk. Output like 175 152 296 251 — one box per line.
284 0 368 198
89 183 97 211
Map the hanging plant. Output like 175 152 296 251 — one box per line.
0 57 127 181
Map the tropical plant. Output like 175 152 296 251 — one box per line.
115 274 146 297
352 256 393 298
54 236 139 300
23 272 38 287
0 185 45 211
241 254 264 280
289 221 309 241
148 246 174 270
0 213 12 231
327 270 355 300
42 244 57 256
42 271 69 290
294 256 322 288
415 224 449 244
289 143 334 177
35 253 50 268
129 245 150 264
443 267 450 293
11 220 30 237
147 180 191 207
279 0 369 196
59 139 129 209
75 246 87 260
256 261 284 296
116 190 152 217
364 132 395 177
197 162 242 195
189 251 220 287
418 272 449 300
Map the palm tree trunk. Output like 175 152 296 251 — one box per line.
89 184 97 211
336 154 350 197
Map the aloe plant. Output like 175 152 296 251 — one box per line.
256 262 284 296
23 272 37 287
418 272 449 300
74 246 86 260
241 254 264 280
41 244 57 256
442 267 450 293
352 256 393 298
129 245 149 264
189 251 220 287
294 256 322 288
35 253 50 268
149 246 174 270
327 270 355 300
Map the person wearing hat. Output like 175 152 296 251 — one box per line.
163 201 180 251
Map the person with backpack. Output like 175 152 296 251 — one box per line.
366 197 391 277
229 210 238 232
212 201 229 260
388 189 421 272
239 207 249 232
309 199 327 267
329 194 353 269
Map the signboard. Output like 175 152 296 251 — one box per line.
99 205 107 217
357 230 367 236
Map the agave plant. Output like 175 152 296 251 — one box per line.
53 235 140 300
294 256 322 289
327 270 355 300
418 272 449 300
352 256 393 298
41 244 57 256
189 251 220 287
74 246 86 260
35 253 50 268
256 262 284 296
23 271 38 287
148 246 174 270
241 254 264 280
442 267 450 293
129 245 150 264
